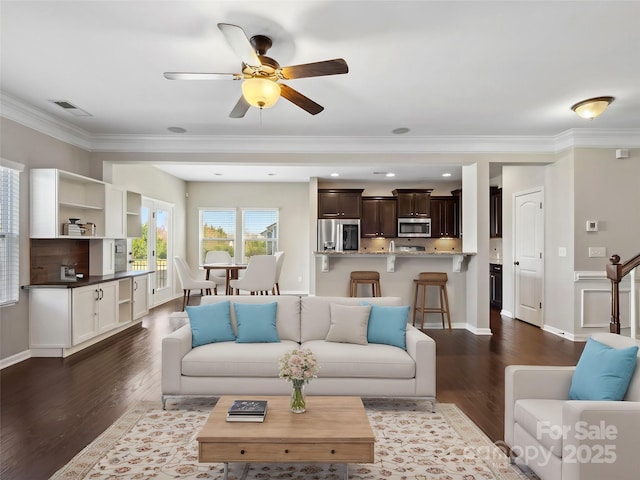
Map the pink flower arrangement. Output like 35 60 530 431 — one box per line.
278 348 319 384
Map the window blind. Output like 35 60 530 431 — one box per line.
200 209 236 263
242 209 278 260
0 163 22 306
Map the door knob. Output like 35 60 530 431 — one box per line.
514 261 520 266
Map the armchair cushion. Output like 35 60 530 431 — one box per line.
569 337 639 401
186 301 235 347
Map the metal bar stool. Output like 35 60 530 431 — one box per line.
349 271 382 297
413 272 451 330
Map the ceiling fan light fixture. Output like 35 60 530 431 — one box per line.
242 77 280 109
571 96 614 119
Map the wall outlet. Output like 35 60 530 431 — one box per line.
558 247 567 257
588 247 606 258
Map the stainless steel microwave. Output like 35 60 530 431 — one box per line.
397 217 431 237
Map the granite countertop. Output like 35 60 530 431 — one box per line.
23 270 154 289
314 250 474 256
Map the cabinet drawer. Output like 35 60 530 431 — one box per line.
199 441 374 463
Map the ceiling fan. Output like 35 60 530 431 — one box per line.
164 23 349 118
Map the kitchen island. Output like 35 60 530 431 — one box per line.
314 251 475 329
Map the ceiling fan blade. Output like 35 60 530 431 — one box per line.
229 96 251 118
164 72 242 81
217 23 261 68
279 59 348 80
279 84 324 115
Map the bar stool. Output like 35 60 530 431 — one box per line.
349 271 382 297
413 272 451 330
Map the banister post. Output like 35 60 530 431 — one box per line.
607 255 622 334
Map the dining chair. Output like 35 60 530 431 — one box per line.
272 251 285 295
204 250 232 283
229 255 276 295
174 256 218 310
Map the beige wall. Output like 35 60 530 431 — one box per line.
573 148 640 270
185 181 311 293
0 118 97 362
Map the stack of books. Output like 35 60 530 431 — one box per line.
63 223 83 236
226 400 268 422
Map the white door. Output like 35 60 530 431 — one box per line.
514 188 544 327
130 198 174 308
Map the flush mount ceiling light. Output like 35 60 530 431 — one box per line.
571 96 614 119
241 77 281 109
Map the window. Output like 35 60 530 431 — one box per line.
0 160 23 306
199 208 279 264
200 209 236 264
242 209 278 262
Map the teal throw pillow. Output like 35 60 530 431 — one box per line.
234 302 280 343
362 303 409 350
186 301 235 347
569 337 639 401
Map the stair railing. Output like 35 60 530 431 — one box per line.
606 253 640 336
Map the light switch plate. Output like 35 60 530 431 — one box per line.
558 247 567 257
588 247 606 258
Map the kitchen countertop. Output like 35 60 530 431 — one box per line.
314 250 475 256
23 270 154 289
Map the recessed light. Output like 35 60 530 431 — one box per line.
392 127 410 135
386 172 396 177
330 172 340 177
442 173 452 177
213 172 223 176
267 173 276 176
168 126 187 133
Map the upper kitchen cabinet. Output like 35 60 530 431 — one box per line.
31 169 107 238
430 196 460 238
361 197 397 238
393 189 433 217
318 189 363 218
490 187 503 238
30 168 141 239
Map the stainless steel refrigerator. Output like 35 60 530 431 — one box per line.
317 219 360 252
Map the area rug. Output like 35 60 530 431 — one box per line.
50 398 529 480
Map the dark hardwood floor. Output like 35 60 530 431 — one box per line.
0 301 585 480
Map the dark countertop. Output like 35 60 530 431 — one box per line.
23 270 154 289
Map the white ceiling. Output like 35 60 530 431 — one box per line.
1 1 639 182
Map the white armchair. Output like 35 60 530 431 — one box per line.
204 250 232 283
505 332 640 480
174 256 218 310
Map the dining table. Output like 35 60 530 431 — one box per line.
203 263 247 295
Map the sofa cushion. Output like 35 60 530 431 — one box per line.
185 301 235 347
302 339 415 379
514 399 565 456
234 302 280 343
301 296 402 342
569 337 639 401
362 303 409 350
590 332 640 401
325 304 371 345
201 295 301 342
182 340 300 377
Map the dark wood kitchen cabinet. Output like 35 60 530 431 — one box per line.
318 189 363 219
490 187 502 238
361 197 397 238
393 189 433 217
430 196 460 238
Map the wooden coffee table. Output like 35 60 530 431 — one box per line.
197 396 375 479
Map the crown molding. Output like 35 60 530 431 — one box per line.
3 92 639 154
1 92 93 150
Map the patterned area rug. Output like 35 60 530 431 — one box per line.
51 398 529 479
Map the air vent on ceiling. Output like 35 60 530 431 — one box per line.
48 100 92 117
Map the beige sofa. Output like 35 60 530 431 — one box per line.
162 295 436 409
505 332 640 480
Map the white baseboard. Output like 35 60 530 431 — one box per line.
542 325 587 342
422 322 492 335
501 309 514 318
0 349 31 369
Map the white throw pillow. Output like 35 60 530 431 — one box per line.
325 304 372 345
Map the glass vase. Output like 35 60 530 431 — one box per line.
290 379 306 413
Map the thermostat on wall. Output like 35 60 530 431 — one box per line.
586 220 599 232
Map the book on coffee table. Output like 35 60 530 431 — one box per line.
226 400 267 422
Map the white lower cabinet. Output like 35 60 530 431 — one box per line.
29 276 144 357
132 274 149 320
